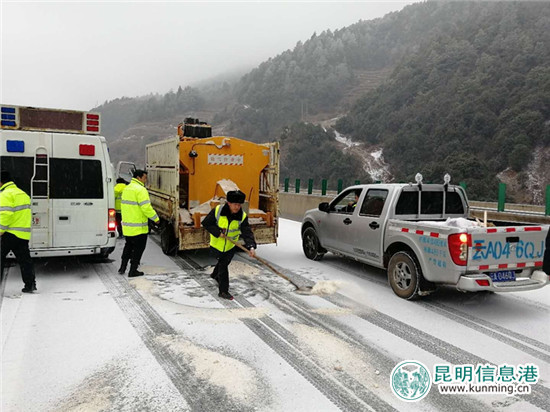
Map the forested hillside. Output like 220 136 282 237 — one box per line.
336 2 550 200
94 1 550 202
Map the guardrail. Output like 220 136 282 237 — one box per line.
279 183 550 225
281 179 550 216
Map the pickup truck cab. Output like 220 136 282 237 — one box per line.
301 180 549 299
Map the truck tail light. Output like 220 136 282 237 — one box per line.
476 279 490 286
448 233 471 266
108 209 116 231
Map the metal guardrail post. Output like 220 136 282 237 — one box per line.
295 179 300 193
308 179 313 195
284 178 289 192
459 181 467 191
322 179 327 195
354 180 360 185
337 179 343 193
498 183 506 212
546 185 550 216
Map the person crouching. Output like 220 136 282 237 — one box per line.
202 190 256 300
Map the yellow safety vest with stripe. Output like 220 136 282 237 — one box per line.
114 183 126 212
121 178 159 236
0 182 32 240
210 205 247 252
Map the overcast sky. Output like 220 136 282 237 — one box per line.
2 1 415 111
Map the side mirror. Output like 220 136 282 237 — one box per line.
319 202 330 213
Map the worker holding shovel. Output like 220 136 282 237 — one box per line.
202 190 256 300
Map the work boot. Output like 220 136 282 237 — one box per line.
22 286 35 293
118 260 128 275
128 270 144 278
128 265 144 278
218 291 233 300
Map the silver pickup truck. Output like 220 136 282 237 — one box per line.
301 180 549 299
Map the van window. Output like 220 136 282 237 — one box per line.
50 158 103 199
0 156 33 195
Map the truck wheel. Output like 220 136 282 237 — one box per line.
302 227 325 261
161 221 177 255
388 251 421 300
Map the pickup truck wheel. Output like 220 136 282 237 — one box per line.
388 251 421 300
160 221 178 255
302 227 325 261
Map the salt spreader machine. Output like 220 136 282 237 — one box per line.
142 118 279 254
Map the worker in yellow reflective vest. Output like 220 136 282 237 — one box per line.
114 178 127 238
202 190 256 300
119 170 160 277
0 170 36 293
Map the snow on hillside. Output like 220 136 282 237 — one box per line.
334 131 393 183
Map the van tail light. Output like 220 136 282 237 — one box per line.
108 209 116 231
448 233 471 266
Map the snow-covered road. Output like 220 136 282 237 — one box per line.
2 219 549 411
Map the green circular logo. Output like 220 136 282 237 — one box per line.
390 360 432 402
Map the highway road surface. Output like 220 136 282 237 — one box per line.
2 219 549 411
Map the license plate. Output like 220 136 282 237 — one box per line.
489 270 516 282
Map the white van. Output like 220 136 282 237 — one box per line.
0 105 117 257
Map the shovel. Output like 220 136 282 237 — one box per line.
226 238 313 294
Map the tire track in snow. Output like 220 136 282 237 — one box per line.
94 262 254 412
323 258 550 363
233 255 550 411
325 291 550 411
173 252 395 412
266 289 487 412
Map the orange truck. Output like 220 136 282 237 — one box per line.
142 118 279 254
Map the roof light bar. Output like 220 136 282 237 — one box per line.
0 105 101 135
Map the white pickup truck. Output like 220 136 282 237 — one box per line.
301 178 549 299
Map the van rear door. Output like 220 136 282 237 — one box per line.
50 134 109 248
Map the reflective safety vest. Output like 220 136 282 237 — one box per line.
114 182 126 212
0 182 32 240
210 205 246 252
121 178 159 236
